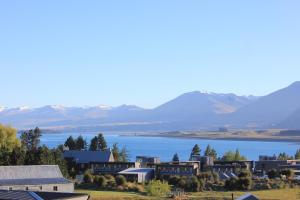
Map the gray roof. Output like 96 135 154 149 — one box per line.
236 193 260 200
0 165 71 186
63 150 113 163
0 165 64 180
0 191 36 200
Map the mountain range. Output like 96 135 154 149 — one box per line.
1 82 300 131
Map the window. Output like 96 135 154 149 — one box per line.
9 187 12 191
40 186 42 190
26 187 29 191
53 186 58 191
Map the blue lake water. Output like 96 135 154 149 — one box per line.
39 132 300 162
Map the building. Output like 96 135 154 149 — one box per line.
63 150 114 172
148 161 200 177
236 193 260 200
118 168 154 183
0 190 89 200
213 161 254 174
136 156 160 167
255 159 300 174
91 162 140 175
0 165 74 193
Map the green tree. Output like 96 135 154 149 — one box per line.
83 171 94 184
75 135 86 150
221 149 247 161
277 152 293 160
0 147 12 165
191 144 201 156
89 136 98 151
295 149 300 159
280 169 294 179
204 145 217 159
10 147 26 165
20 127 42 151
64 136 76 150
172 153 179 162
146 180 171 197
0 124 20 151
95 175 107 188
97 133 107 150
119 146 130 162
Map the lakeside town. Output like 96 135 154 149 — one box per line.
0 125 299 199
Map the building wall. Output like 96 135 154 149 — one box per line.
0 183 74 193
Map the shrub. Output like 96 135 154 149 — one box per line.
280 169 294 180
146 180 171 197
187 176 201 192
168 176 180 186
95 175 107 188
268 169 278 179
116 175 127 186
83 172 93 184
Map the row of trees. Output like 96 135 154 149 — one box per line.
64 134 130 162
0 125 68 176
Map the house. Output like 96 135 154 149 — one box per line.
148 161 200 177
136 156 160 167
255 160 300 174
91 162 140 175
118 168 154 183
0 190 89 200
0 165 74 193
63 150 114 172
213 161 254 174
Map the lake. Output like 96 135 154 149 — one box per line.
37 132 300 162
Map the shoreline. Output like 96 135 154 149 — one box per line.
135 134 300 143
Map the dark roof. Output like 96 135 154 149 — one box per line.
0 190 36 200
63 150 113 163
0 190 89 200
0 178 71 186
35 191 89 200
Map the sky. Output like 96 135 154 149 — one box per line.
0 1 300 108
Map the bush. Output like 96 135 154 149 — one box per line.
146 180 171 197
187 176 202 192
83 172 93 184
280 169 294 179
168 176 180 186
95 175 107 188
116 175 127 186
268 169 278 179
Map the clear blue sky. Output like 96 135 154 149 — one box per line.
0 1 300 108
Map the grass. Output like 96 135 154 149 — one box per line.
76 188 300 200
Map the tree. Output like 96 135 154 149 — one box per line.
75 135 86 150
89 136 98 151
0 124 20 151
97 133 107 150
267 169 278 179
95 175 107 188
83 171 93 184
0 147 12 165
112 143 120 161
119 146 130 162
280 169 294 179
277 152 293 160
191 144 201 156
10 147 26 165
20 127 42 151
204 145 217 159
221 149 247 161
295 149 300 159
146 180 171 197
64 136 76 150
172 153 179 162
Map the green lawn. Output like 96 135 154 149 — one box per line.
76 188 300 200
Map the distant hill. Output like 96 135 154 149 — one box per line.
226 81 300 128
1 82 300 131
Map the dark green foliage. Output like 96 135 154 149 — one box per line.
168 176 180 186
172 153 179 162
10 147 26 165
0 147 12 165
116 175 127 186
20 127 42 151
97 133 107 150
83 171 93 184
89 136 98 151
95 175 107 188
75 135 87 150
191 144 201 156
225 171 252 191
204 145 217 160
119 146 130 162
187 176 202 192
112 143 119 161
64 136 76 150
277 152 293 160
268 169 278 179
